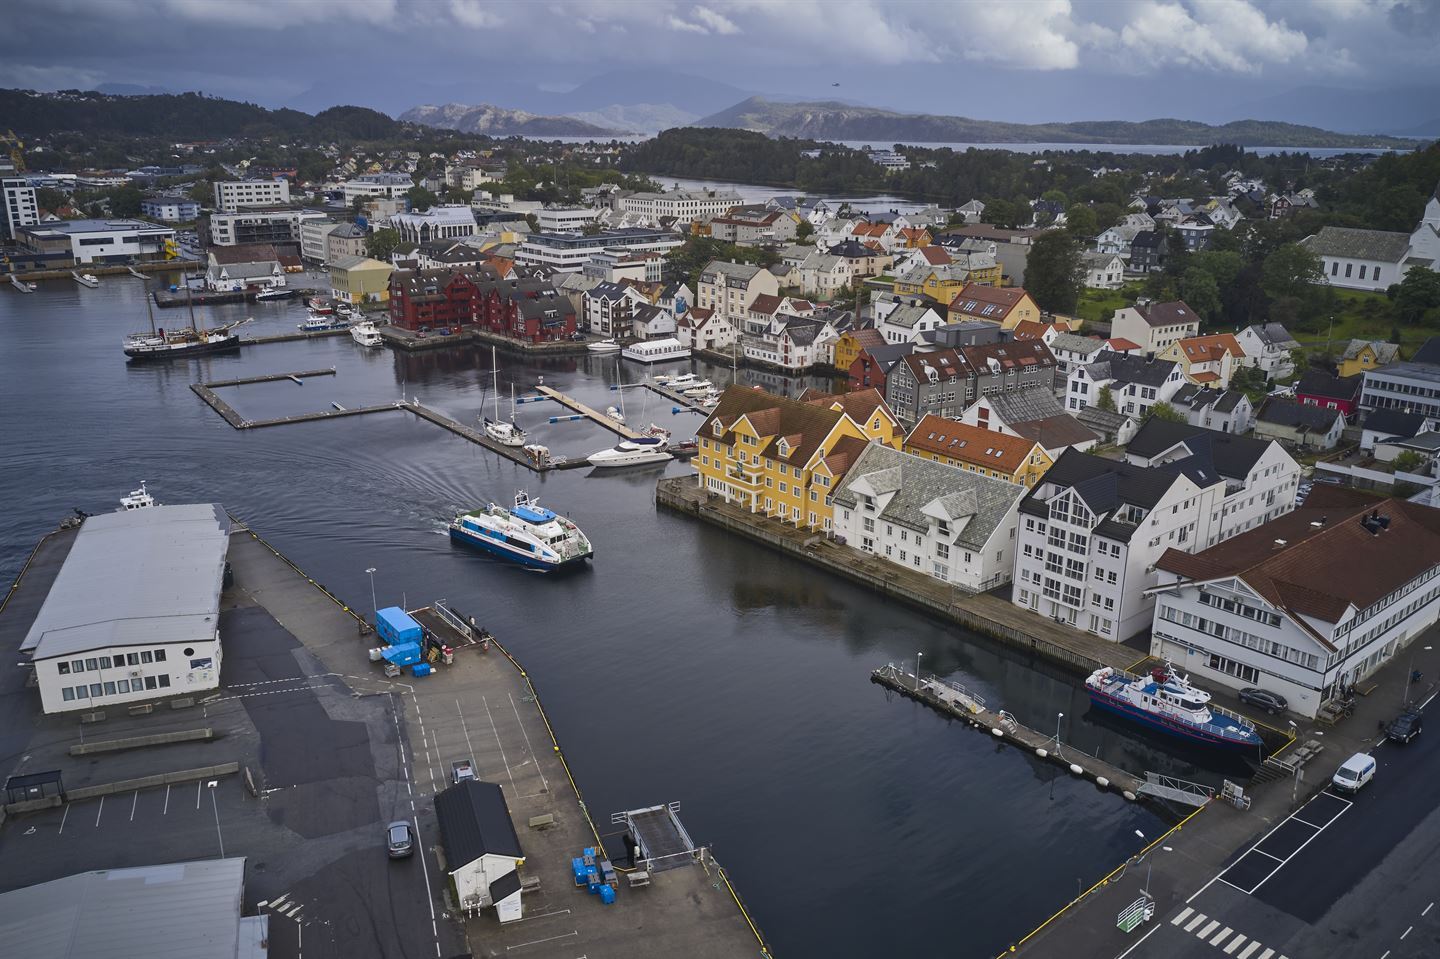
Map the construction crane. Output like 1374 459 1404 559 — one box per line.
1 130 25 172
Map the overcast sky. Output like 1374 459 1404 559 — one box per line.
3 0 1439 129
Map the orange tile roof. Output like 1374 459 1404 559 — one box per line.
807 387 893 426
904 415 1036 473
949 282 1029 319
1106 337 1141 351
1191 371 1221 382
701 385 847 467
919 247 952 265
1177 333 1243 362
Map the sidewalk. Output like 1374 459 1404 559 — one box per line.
1008 635 1440 959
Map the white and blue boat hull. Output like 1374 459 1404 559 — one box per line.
1087 687 1261 750
449 525 589 571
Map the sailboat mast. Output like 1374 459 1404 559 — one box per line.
187 280 203 335
492 345 502 422
144 281 156 334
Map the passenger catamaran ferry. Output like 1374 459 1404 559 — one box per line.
1085 662 1262 750
449 492 593 571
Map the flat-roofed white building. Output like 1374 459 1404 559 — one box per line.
213 178 290 212
17 217 176 265
536 207 598 233
22 503 230 714
342 172 414 203
617 189 741 223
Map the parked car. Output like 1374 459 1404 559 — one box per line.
387 820 414 858
1331 752 1376 793
1238 687 1288 715
436 327 453 336
1386 711 1423 744
452 759 476 783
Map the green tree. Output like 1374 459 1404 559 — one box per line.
1097 384 1117 412
1065 204 1098 239
109 185 144 218
1392 450 1424 474
796 220 814 242
1025 231 1084 314
365 227 400 261
1179 267 1223 324
1091 202 1125 232
1041 189 1069 208
1261 243 1324 304
1145 401 1185 423
35 186 67 213
405 186 438 211
188 181 212 205
1288 348 1310 380
1229 365 1269 404
1392 265 1440 324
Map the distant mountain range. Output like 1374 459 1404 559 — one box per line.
0 89 403 139
695 96 1419 148
399 103 623 137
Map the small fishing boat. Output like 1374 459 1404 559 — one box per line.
118 481 156 511
299 313 351 332
449 491 593 571
306 296 334 314
664 373 698 389
72 271 100 288
1085 662 1262 750
587 338 622 353
605 405 626 424
255 287 296 301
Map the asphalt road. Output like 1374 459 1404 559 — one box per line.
1117 693 1440 959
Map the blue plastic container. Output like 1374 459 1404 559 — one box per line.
599 885 616 905
376 606 423 646
411 662 432 677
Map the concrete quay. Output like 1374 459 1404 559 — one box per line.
5 260 204 283
224 521 771 958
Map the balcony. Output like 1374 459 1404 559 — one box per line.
727 465 763 489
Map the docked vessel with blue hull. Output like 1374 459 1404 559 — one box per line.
449 491 593 571
1085 662 1262 750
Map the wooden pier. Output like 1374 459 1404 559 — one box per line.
535 384 643 439
189 382 402 429
871 662 1143 799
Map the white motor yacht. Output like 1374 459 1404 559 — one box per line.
587 338 622 353
350 321 383 348
587 435 672 468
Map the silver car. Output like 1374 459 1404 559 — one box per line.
387 820 414 859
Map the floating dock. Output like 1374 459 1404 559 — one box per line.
643 382 712 415
7 275 35 293
241 328 351 346
201 368 337 389
871 662 1144 798
535 385 643 439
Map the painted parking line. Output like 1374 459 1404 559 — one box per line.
1224 933 1247 954
1215 789 1353 895
1237 941 1261 959
1209 926 1234 946
1172 906 1195 926
1198 919 1221 939
1185 911 1210 932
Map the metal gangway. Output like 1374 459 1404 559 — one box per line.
1135 772 1215 808
430 599 475 643
612 802 701 873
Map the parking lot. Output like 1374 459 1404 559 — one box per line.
0 590 463 959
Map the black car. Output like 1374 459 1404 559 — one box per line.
1238 687 1288 715
1387 711 1423 744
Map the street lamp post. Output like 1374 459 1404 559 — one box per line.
915 652 923 692
365 567 378 622
1055 712 1065 759
1403 645 1433 707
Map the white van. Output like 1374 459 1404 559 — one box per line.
1332 752 1376 793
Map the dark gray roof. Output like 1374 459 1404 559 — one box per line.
1126 419 1275 481
1301 226 1411 263
1256 397 1343 431
1083 350 1177 388
831 444 1023 549
1247 322 1299 350
987 388 1065 425
1171 384 1245 414
1296 370 1362 402
1362 408 1428 439
1340 339 1401 364
1019 448 1186 541
22 504 229 659
1412 336 1440 366
1133 300 1198 329
0 858 249 959
1075 405 1129 435
435 780 523 866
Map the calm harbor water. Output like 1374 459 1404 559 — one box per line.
1 277 1255 955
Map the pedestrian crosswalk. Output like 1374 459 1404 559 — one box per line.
1170 906 1288 959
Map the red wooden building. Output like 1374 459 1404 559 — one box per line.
389 266 577 343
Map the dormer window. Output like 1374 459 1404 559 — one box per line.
712 420 723 437
777 438 790 457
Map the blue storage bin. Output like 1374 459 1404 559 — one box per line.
599 885 616 905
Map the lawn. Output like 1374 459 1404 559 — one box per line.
1289 287 1440 355
1075 282 1144 326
